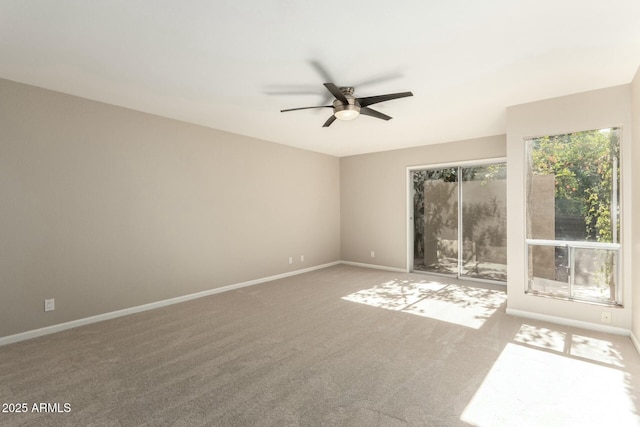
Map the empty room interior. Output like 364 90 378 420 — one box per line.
2 1 640 426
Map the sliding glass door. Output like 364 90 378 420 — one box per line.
411 162 507 282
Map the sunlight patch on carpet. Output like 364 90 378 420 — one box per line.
514 324 567 352
570 334 625 368
342 279 506 329
514 324 625 367
460 343 639 426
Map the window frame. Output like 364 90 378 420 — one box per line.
523 127 623 306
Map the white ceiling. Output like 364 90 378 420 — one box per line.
1 1 640 157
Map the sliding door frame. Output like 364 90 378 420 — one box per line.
406 157 507 285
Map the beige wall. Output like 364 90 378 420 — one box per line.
0 79 341 338
632 67 640 342
340 136 506 270
506 84 633 330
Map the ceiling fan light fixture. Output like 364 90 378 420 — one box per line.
334 108 360 121
333 103 361 121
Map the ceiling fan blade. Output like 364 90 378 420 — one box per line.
357 91 413 108
359 107 392 121
322 115 337 127
281 106 333 112
306 61 336 104
353 72 403 88
323 83 349 104
309 60 335 83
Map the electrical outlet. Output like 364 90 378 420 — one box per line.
601 311 611 324
44 298 55 312
289 257 293 264
300 255 304 262
370 250 375 258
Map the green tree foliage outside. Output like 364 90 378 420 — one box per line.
528 128 620 243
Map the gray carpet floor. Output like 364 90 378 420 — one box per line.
1 265 639 426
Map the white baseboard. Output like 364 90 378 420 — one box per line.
506 308 631 336
0 261 341 347
631 331 640 354
340 260 408 273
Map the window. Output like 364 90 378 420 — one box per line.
525 128 621 305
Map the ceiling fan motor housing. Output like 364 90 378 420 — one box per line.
333 88 360 120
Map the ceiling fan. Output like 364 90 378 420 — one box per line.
280 83 413 127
